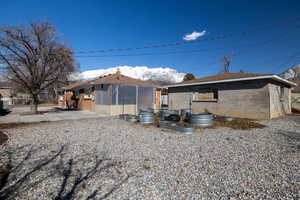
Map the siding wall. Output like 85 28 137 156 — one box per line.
94 104 137 115
269 82 291 118
168 80 271 119
93 84 156 115
95 84 111 105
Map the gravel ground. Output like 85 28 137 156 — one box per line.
0 115 299 199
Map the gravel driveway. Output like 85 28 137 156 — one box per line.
0 115 299 199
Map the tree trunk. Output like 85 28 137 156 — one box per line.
31 94 39 114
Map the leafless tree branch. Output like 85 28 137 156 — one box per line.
0 21 77 113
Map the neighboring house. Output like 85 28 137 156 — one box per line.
291 80 300 112
163 72 296 119
0 81 12 107
62 71 161 115
292 80 300 93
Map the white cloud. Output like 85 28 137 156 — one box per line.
183 30 206 41
70 66 185 83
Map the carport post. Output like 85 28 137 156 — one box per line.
189 95 192 112
116 84 119 105
122 97 124 114
135 86 138 115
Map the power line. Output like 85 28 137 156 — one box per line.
75 39 274 58
188 32 300 74
76 30 293 58
75 16 300 54
77 31 294 72
276 50 300 72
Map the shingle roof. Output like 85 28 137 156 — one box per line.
65 71 160 90
164 72 296 88
91 71 160 87
65 81 86 90
178 72 272 84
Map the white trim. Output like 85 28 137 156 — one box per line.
161 75 296 88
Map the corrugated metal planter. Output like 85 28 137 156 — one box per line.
214 115 235 121
139 113 155 124
189 112 214 127
126 115 138 122
181 109 191 118
119 114 138 122
159 110 169 120
139 108 155 124
164 114 181 122
139 108 154 114
159 110 179 120
119 114 129 120
218 116 235 121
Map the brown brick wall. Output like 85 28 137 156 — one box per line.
77 93 95 111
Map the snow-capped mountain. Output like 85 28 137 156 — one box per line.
281 64 300 80
70 66 185 83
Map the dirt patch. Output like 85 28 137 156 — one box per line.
129 117 266 131
0 121 50 130
0 131 8 145
292 108 300 114
206 119 266 130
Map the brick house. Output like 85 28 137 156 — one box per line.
163 72 296 119
62 71 161 115
0 81 12 108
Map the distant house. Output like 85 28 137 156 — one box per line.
0 81 12 108
62 71 161 115
163 72 296 119
291 80 300 112
292 80 300 93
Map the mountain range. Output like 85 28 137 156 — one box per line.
70 66 186 83
280 64 300 80
71 64 300 84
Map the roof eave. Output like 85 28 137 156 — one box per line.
161 75 297 88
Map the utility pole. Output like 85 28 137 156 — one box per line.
222 56 233 73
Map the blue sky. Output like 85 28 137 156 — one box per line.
1 0 300 77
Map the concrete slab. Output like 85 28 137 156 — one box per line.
0 105 105 124
17 114 48 123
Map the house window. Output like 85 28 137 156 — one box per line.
192 89 218 102
101 84 104 89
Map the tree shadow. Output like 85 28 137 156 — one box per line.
275 130 300 153
0 144 131 199
0 109 11 116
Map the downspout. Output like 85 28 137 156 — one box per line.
268 83 272 119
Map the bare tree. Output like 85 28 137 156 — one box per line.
0 21 77 113
183 73 196 81
221 56 233 73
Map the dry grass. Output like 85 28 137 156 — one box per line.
206 119 266 130
135 116 266 131
0 121 49 130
